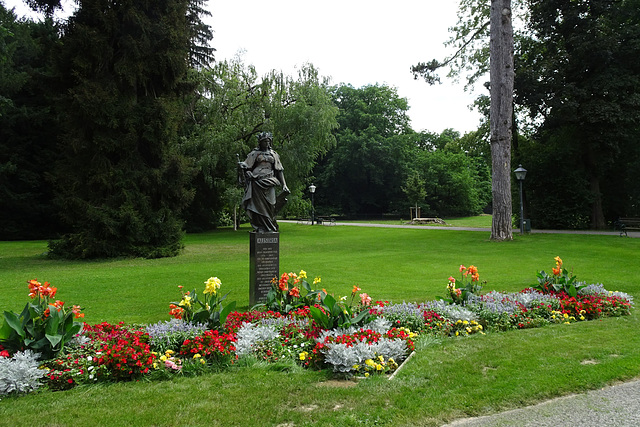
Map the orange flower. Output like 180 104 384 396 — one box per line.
448 276 456 283
467 265 478 275
554 256 563 267
471 273 480 282
459 265 466 273
289 287 300 298
52 300 64 312
169 304 184 319
278 274 289 292
352 285 361 295
72 305 84 319
552 266 561 276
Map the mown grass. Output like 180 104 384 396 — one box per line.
1 223 639 426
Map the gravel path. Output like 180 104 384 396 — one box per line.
281 220 640 238
444 379 640 427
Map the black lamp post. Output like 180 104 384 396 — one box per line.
309 184 316 225
514 164 527 234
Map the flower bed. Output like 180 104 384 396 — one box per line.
0 258 634 396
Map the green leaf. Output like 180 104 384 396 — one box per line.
351 309 370 326
220 301 236 325
323 294 336 311
45 308 61 336
309 306 330 329
46 333 62 348
2 311 25 339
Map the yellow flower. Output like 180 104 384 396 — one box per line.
563 313 569 318
352 364 360 370
160 355 167 362
313 277 321 285
376 364 383 371
299 270 307 279
299 351 308 361
179 295 192 308
462 320 469 325
200 359 206 365
579 316 585 321
204 277 221 295
365 373 370 377
378 355 384 362
166 350 174 355
365 359 375 367
193 353 201 359
554 256 563 266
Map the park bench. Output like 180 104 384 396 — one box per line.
615 217 640 237
317 216 336 226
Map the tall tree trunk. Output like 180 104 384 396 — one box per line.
490 0 514 241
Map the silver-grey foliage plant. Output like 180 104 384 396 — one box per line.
0 350 45 396
322 338 408 373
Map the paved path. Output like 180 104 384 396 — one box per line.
282 220 640 238
444 378 640 427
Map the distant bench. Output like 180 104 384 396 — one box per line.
317 216 336 226
615 217 640 237
295 217 336 225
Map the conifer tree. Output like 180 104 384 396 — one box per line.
50 0 195 258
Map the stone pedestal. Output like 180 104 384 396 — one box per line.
249 231 279 306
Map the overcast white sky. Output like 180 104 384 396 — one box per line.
5 0 485 133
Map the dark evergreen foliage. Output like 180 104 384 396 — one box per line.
49 0 195 258
0 7 62 239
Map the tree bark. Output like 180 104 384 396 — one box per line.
490 0 514 241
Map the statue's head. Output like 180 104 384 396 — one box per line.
257 132 273 146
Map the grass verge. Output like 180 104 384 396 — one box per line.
1 223 639 425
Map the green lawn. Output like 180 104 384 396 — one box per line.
1 223 639 426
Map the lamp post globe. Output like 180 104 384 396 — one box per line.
309 184 316 225
514 165 527 234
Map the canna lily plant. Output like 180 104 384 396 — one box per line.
256 270 322 314
308 285 372 330
0 280 84 360
535 256 584 297
169 277 236 331
440 264 483 304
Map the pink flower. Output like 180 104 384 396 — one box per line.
448 276 456 283
360 293 372 306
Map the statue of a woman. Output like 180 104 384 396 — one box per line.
238 132 290 232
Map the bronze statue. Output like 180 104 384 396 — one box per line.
238 132 290 232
